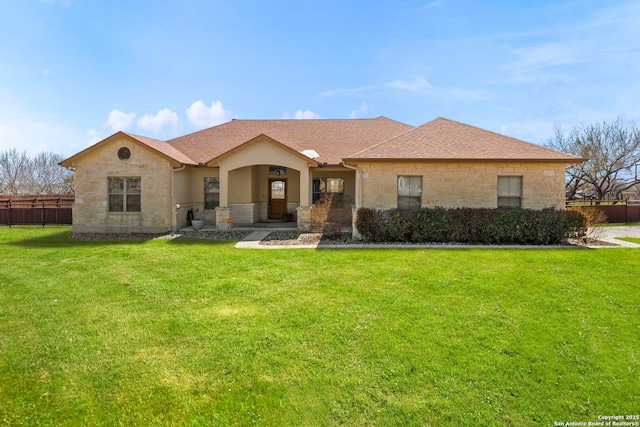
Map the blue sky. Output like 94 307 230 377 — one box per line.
1 0 639 157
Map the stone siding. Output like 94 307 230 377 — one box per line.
71 137 172 233
229 203 259 225
358 161 566 210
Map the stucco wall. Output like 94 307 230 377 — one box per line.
218 139 311 207
185 167 219 203
356 161 567 210
71 137 173 233
252 166 301 204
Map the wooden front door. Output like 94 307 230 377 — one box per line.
268 179 287 220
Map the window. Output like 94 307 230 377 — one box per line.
312 178 344 203
497 176 522 208
108 177 140 212
204 177 220 209
398 176 422 211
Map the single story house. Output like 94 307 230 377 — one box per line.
60 117 583 236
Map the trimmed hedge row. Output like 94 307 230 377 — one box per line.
355 207 587 245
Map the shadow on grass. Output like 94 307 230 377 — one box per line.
3 227 239 249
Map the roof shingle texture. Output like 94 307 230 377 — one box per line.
167 117 413 165
348 117 583 162
122 132 197 165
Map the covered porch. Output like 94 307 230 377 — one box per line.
171 135 358 232
211 134 317 230
214 163 311 230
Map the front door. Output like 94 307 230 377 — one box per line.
268 179 287 219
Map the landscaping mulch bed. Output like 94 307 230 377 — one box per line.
260 231 614 247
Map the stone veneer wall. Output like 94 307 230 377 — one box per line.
229 203 259 225
358 161 567 210
71 137 173 233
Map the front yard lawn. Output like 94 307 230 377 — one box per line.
618 237 640 244
0 227 638 426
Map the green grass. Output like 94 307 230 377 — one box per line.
617 237 640 244
1 227 638 426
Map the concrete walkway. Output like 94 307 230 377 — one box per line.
234 231 274 248
235 226 640 249
595 226 640 248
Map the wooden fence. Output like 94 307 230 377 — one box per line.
0 196 74 226
566 199 640 223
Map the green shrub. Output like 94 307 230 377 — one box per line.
355 207 587 245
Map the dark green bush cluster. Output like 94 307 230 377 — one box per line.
355 207 587 245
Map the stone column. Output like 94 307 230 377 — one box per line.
216 206 232 230
297 206 311 231
219 162 229 208
299 166 310 207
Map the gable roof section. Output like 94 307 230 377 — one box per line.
207 134 320 167
345 117 584 163
60 131 197 168
168 117 413 165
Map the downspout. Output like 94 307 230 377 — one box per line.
170 164 186 232
343 161 363 239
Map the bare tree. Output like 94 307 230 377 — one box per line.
548 119 640 200
0 149 74 195
32 152 72 194
0 149 29 195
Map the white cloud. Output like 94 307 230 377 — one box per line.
185 100 232 129
349 102 370 119
87 129 101 145
107 110 136 132
0 123 19 139
0 116 81 156
295 109 321 119
42 69 54 77
389 76 432 91
137 108 180 135
282 109 321 119
509 42 588 73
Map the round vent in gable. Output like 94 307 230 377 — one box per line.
118 147 131 160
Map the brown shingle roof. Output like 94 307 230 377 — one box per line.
346 117 584 163
60 131 196 168
122 132 197 165
62 117 582 169
167 117 413 165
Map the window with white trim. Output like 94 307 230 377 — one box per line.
108 177 141 212
398 176 422 211
204 177 220 210
497 176 522 208
312 178 344 203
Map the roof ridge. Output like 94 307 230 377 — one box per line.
231 116 390 122
434 117 582 158
121 131 165 143
344 116 583 162
345 118 435 158
123 132 197 165
166 117 397 144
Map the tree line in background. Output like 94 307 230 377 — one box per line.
0 149 74 196
548 118 640 200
